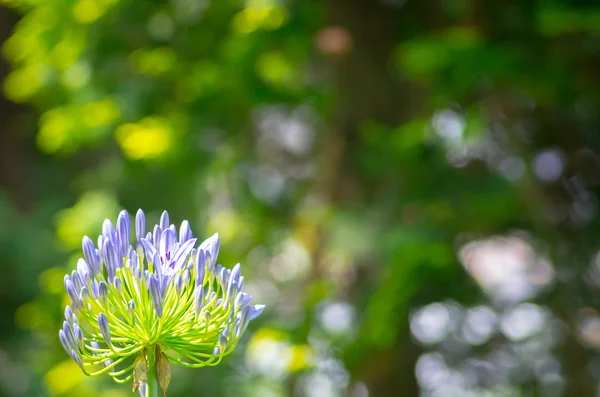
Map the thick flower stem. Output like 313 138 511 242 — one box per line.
146 346 160 397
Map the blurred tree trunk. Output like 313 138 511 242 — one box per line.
319 1 422 396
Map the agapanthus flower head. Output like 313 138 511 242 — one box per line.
59 209 265 395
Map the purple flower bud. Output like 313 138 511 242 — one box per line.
64 306 74 323
148 274 163 317
114 277 122 293
238 275 244 291
77 258 90 285
59 330 72 354
135 209 146 241
160 211 170 231
225 281 237 307
64 276 81 309
194 286 205 317
230 263 241 286
182 269 190 287
219 333 228 352
153 225 162 250
91 280 99 299
103 239 119 281
204 310 210 325
102 219 116 245
218 266 228 288
82 236 99 275
128 300 135 317
74 324 84 349
237 306 251 338
98 313 111 345
174 274 183 295
79 286 89 304
71 270 83 292
200 233 220 270
63 321 76 350
129 247 138 269
195 249 206 286
234 292 244 312
71 349 84 370
116 210 130 257
179 220 192 243
98 281 108 303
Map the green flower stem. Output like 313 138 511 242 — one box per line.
146 346 159 397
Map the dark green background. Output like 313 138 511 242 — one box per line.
1 0 600 396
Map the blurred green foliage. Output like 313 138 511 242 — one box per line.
1 0 600 396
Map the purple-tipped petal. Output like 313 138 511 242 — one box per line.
199 233 220 270
148 274 163 317
140 238 157 264
194 286 205 317
160 211 169 231
169 238 197 274
116 210 130 257
159 228 176 260
179 220 192 243
82 236 99 275
135 209 146 241
98 313 111 345
153 252 163 278
241 292 252 307
249 304 265 320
